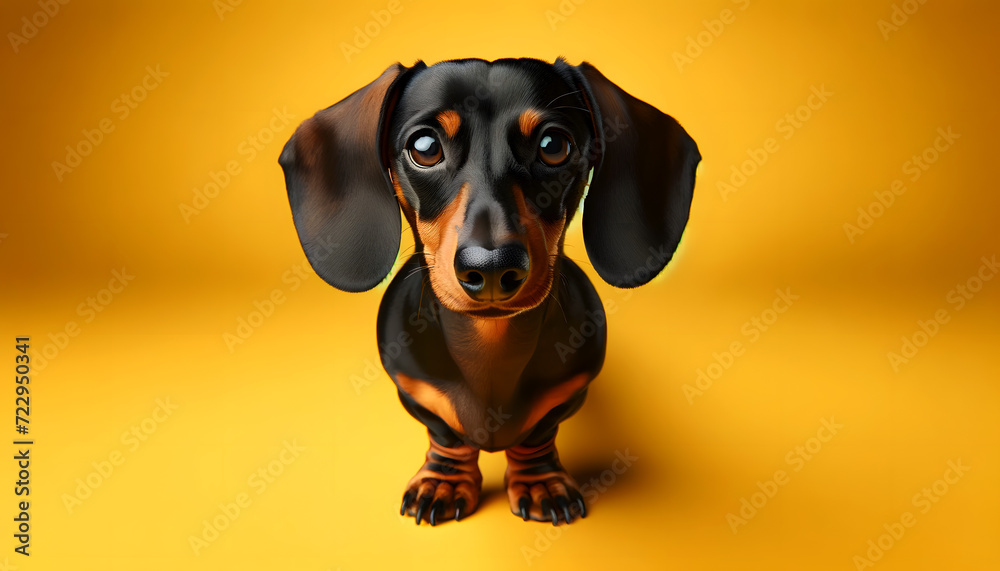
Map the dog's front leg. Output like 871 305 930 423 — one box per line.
505 433 587 525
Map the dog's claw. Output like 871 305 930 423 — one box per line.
539 498 559 525
454 497 467 521
518 497 531 521
429 499 444 526
574 494 587 519
556 495 573 524
400 490 416 516
415 495 432 525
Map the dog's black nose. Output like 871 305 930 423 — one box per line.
455 245 529 302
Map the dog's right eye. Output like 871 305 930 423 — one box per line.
407 130 443 167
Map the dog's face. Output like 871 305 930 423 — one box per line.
280 58 700 312
387 60 594 317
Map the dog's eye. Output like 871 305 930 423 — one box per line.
538 130 571 166
408 130 443 167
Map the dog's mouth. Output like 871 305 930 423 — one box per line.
460 306 525 319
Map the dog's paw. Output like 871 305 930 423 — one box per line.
505 441 586 525
506 471 587 525
400 477 480 525
399 442 482 525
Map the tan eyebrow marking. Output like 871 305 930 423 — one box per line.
518 108 542 137
436 110 461 138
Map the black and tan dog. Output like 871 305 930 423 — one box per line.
279 57 699 526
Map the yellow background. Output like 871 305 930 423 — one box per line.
1 0 998 569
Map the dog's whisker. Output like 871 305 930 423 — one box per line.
556 253 593 269
544 89 582 108
545 280 569 324
404 264 434 281
533 218 550 257
417 274 431 320
550 105 591 114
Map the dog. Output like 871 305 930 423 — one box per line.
279 57 699 526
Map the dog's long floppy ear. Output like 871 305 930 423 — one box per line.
557 61 701 288
279 62 424 292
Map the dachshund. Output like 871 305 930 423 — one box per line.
279 57 699 526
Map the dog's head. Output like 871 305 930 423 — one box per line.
280 58 700 318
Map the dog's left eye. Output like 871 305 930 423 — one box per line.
407 130 443 167
538 130 571 166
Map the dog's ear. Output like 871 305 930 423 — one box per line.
558 61 701 288
279 62 424 292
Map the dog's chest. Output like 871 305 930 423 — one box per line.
440 315 541 404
